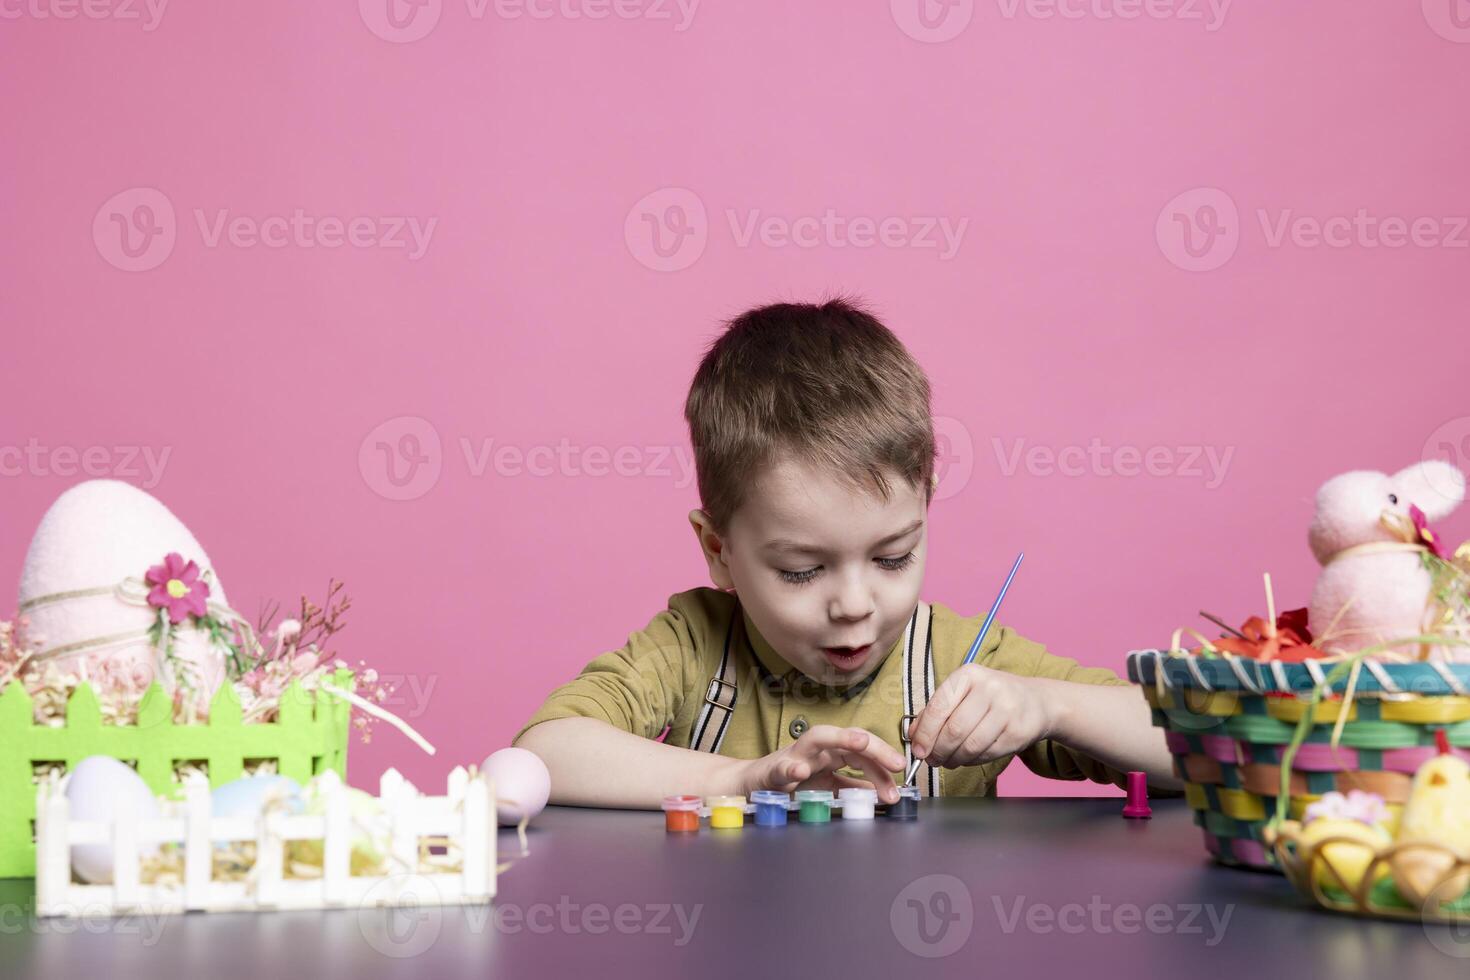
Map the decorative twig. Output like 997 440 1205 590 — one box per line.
1199 611 1247 640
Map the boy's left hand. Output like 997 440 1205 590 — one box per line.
908 664 1056 768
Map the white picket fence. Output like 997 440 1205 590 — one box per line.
35 767 497 917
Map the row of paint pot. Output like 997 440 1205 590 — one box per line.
661 786 921 831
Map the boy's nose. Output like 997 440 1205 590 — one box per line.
828 580 876 622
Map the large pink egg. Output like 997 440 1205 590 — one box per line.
19 480 228 710
481 748 551 826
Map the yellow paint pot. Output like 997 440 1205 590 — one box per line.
707 795 746 829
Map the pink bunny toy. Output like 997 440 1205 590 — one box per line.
1307 461 1466 658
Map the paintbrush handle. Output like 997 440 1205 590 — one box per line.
905 551 1027 787
961 552 1025 667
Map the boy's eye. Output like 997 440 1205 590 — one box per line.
776 552 916 585
877 551 916 572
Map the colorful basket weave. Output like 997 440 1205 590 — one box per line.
1128 649 1470 871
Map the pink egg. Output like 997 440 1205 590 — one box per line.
481 748 550 826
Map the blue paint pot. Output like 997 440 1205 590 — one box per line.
750 790 790 826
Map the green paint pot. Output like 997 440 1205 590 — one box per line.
795 789 833 823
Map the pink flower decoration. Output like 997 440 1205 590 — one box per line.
1303 789 1389 827
145 552 211 625
1409 504 1446 559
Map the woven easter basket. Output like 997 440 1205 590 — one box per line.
1128 649 1470 871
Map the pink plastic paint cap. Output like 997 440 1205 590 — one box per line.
1122 771 1151 819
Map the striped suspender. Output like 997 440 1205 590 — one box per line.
899 601 940 798
692 601 939 801
690 608 741 754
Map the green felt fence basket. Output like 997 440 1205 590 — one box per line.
0 668 353 878
1128 650 1470 872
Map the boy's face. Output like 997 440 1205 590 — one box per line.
690 454 927 686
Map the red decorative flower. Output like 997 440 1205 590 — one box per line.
1210 608 1326 662
1409 504 1445 559
145 552 211 625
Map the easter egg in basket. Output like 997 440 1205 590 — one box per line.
1298 818 1391 894
18 480 230 710
65 755 163 883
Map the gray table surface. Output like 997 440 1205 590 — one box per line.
0 798 1467 978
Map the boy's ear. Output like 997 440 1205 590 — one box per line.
687 509 736 591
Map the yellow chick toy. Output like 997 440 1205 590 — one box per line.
1298 791 1392 894
1392 733 1470 908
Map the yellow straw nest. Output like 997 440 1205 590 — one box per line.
1268 821 1470 922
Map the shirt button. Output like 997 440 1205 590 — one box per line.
789 716 809 739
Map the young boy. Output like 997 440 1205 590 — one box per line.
514 298 1177 808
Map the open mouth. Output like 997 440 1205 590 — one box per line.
821 643 873 672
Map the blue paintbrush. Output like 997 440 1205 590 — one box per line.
904 551 1025 786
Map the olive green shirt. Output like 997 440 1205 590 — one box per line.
514 587 1131 796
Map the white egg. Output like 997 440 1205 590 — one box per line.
481 748 551 826
64 755 161 883
19 480 228 706
210 774 303 819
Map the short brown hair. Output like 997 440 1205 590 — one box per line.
684 296 936 533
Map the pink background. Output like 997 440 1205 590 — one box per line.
3 2 1468 797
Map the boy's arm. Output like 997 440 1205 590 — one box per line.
517 717 907 809
511 593 906 809
908 629 1181 790
515 718 749 807
1020 675 1179 788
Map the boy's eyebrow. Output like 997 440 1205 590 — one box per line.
763 519 925 556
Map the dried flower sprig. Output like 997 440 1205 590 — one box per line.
1 580 390 739
252 580 351 674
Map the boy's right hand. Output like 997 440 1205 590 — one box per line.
738 725 906 804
